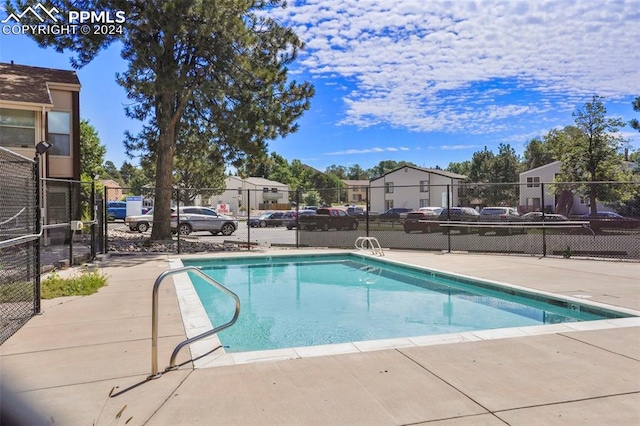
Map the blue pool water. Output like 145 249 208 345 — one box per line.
182 254 629 353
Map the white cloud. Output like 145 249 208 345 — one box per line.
324 146 411 155
440 144 484 150
270 0 640 133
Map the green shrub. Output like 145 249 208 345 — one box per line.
41 270 108 299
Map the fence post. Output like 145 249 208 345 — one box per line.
295 189 300 249
247 189 251 251
34 156 41 314
446 184 451 253
365 186 370 237
103 186 108 254
90 178 95 259
541 182 546 257
176 188 181 254
68 180 73 265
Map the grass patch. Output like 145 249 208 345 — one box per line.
41 270 108 299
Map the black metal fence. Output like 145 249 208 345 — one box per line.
0 147 39 344
104 181 640 260
41 178 98 270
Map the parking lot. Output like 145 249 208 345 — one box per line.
108 220 299 246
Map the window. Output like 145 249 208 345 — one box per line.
237 187 242 195
579 196 589 205
420 199 430 208
526 176 540 188
48 111 71 156
385 182 394 193
271 188 278 193
263 187 269 193
419 180 429 192
385 200 394 210
0 108 36 148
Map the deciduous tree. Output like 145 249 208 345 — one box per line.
79 119 105 178
551 96 629 215
523 137 555 170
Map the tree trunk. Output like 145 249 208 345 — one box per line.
589 177 598 217
150 98 176 241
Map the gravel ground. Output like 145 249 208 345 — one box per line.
107 230 241 254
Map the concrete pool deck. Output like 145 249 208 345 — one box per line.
1 250 639 425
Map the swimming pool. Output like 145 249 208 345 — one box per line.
180 253 632 354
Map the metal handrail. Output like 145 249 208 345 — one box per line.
355 236 384 256
150 266 240 379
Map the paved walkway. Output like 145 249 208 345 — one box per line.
1 251 639 425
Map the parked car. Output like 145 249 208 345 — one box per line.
284 209 316 230
437 207 480 234
346 206 366 219
478 207 523 235
579 211 624 219
107 201 151 221
479 207 520 220
378 207 413 221
520 212 569 221
124 208 176 232
108 201 151 221
578 211 640 233
298 207 359 231
403 210 441 233
171 206 238 236
418 206 443 215
248 211 289 228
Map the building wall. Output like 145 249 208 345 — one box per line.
519 162 559 211
47 89 76 179
208 177 290 214
519 161 611 214
0 89 79 180
370 167 460 213
345 185 368 203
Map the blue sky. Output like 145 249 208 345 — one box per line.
1 0 639 172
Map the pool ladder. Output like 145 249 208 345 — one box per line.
149 266 240 379
355 237 384 256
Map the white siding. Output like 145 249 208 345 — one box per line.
370 167 462 213
518 161 611 214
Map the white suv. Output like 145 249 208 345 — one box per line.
171 206 238 236
479 207 520 220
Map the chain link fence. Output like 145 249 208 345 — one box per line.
103 181 640 260
41 178 97 270
0 147 39 344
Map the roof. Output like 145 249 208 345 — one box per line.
519 160 562 175
342 180 369 186
0 62 81 105
369 165 467 182
100 179 121 188
228 176 288 187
